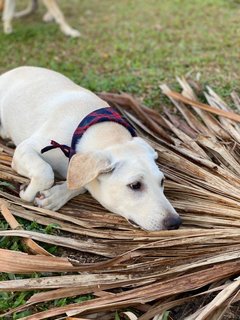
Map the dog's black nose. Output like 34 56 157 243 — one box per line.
164 215 182 230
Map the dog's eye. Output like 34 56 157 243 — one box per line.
160 178 165 187
128 181 142 191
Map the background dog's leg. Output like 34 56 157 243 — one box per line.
34 182 86 211
2 0 16 34
12 141 55 203
41 0 80 37
42 10 54 22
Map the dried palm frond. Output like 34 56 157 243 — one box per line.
0 78 239 320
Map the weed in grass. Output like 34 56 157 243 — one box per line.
0 285 32 313
53 295 93 307
163 311 171 320
115 312 121 320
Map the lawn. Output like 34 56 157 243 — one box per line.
0 0 240 106
0 0 240 318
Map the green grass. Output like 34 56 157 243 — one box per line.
0 0 240 317
0 0 240 107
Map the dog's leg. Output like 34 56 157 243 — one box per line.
12 141 55 203
34 182 85 211
2 0 15 34
42 11 54 22
41 0 80 37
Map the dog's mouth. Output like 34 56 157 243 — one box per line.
128 215 182 231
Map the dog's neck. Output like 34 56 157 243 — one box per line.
75 122 133 154
41 107 136 159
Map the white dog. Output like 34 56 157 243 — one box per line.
1 0 80 37
0 66 181 231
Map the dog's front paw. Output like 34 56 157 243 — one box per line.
34 185 65 211
34 183 84 211
61 26 81 38
3 23 13 34
19 184 35 203
34 191 61 211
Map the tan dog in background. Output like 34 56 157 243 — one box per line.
1 0 80 37
0 0 4 12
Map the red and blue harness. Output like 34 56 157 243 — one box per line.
41 107 136 159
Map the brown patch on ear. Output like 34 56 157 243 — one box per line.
67 152 112 190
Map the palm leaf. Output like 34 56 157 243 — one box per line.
0 78 239 319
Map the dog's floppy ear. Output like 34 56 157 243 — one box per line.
67 152 113 190
133 137 158 160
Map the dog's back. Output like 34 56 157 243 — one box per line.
0 66 108 145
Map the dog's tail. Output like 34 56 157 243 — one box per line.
14 0 38 19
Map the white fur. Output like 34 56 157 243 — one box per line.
0 66 181 231
2 0 80 37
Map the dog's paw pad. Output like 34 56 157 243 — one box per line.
34 189 59 210
34 191 48 207
35 192 45 200
34 195 47 208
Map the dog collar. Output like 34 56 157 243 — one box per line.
41 107 137 159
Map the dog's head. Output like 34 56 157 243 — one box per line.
67 137 181 231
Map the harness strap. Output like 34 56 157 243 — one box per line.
41 140 71 158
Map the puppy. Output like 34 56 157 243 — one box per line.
2 0 80 37
0 66 181 231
